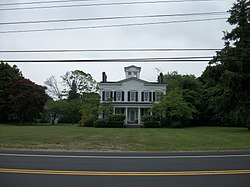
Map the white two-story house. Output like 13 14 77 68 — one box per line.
99 65 166 125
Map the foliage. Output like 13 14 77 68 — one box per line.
99 100 113 119
200 0 250 128
61 70 99 97
80 93 100 126
93 119 107 128
108 114 126 122
152 90 197 122
163 71 202 121
7 77 48 124
44 70 100 125
57 99 82 124
106 121 124 128
143 121 160 128
0 62 22 122
44 99 66 124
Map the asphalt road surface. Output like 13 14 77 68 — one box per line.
0 150 250 187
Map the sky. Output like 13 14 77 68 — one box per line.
0 0 235 85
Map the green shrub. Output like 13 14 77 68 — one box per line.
106 121 124 128
160 117 171 127
108 114 126 121
142 114 154 122
93 119 107 128
84 119 94 127
143 121 160 128
171 119 183 128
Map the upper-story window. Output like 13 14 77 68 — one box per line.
128 91 138 102
144 91 150 102
130 91 136 101
103 90 111 101
116 91 122 101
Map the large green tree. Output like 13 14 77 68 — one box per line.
61 70 99 97
201 0 250 127
163 71 202 120
152 89 197 127
0 62 22 122
8 77 48 123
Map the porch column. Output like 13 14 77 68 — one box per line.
113 107 116 114
125 107 128 124
138 107 141 124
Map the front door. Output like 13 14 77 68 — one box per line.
129 109 138 123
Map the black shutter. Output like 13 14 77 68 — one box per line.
136 92 138 101
102 91 105 101
114 91 116 101
122 91 124 101
141 92 144 102
153 92 156 102
128 91 130 101
110 91 113 101
149 92 152 102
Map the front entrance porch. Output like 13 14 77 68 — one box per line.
114 107 150 125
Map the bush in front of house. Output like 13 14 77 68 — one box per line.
106 121 124 128
160 117 171 127
93 119 107 128
143 121 160 128
108 114 126 122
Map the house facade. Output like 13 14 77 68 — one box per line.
99 65 166 124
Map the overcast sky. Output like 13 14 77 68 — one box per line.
0 0 235 85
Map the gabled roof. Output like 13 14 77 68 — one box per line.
117 77 149 83
124 65 141 71
100 77 166 85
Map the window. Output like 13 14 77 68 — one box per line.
144 91 149 101
128 91 137 101
128 72 131 75
130 91 136 101
105 91 111 101
116 91 122 101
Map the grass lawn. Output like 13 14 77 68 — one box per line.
0 124 250 151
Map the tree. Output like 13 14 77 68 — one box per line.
61 70 99 97
152 90 197 127
201 0 250 127
80 93 100 126
44 75 62 100
7 77 48 123
68 80 79 100
163 71 202 121
44 99 65 125
0 62 22 122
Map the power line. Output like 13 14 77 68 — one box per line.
0 11 227 25
0 0 220 11
0 48 221 53
0 0 100 6
3 57 213 63
0 17 227 34
4 56 247 63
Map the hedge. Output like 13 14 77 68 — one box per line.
106 121 124 128
93 119 107 128
108 114 126 122
143 121 160 128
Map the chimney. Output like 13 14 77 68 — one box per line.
102 72 107 82
158 73 163 83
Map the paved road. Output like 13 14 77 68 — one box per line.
0 150 250 187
